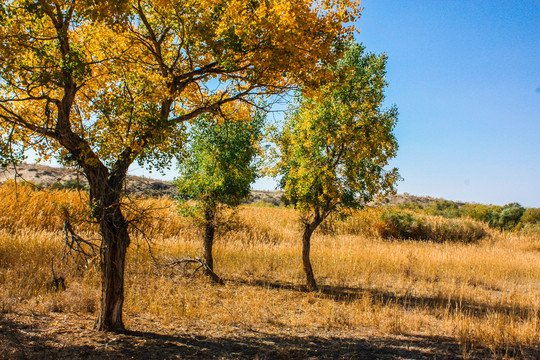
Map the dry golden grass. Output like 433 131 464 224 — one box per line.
0 183 539 358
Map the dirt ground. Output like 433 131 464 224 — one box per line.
0 312 499 360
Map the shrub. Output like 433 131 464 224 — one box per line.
396 202 425 210
459 203 525 231
519 208 540 233
430 219 487 243
498 203 525 230
521 208 540 225
49 179 88 191
380 210 427 240
378 210 487 243
427 200 461 218
461 204 500 227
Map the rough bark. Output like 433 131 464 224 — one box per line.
52 19 133 329
302 223 318 291
94 201 130 331
82 163 132 332
202 207 224 285
203 208 215 272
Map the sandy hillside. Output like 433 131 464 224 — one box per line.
0 163 451 207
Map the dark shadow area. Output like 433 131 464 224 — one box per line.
0 314 502 360
227 278 538 322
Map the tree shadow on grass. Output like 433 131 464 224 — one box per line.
228 278 538 322
0 314 493 359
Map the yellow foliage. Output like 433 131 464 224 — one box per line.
0 0 361 168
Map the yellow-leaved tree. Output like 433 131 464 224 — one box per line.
0 0 360 330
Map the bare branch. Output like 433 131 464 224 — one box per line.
62 217 98 262
162 255 224 285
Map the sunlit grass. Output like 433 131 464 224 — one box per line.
0 183 538 358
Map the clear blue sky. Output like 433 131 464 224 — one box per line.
36 1 540 207
352 0 540 207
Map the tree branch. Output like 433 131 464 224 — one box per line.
0 105 56 137
162 256 224 285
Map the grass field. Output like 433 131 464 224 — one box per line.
0 183 539 359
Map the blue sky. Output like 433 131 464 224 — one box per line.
351 0 540 206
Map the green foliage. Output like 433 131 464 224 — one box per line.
498 203 525 230
427 200 461 218
397 202 425 210
460 204 500 227
461 203 526 231
49 179 89 191
381 210 426 239
379 209 487 243
521 208 540 225
175 113 264 219
275 42 400 219
417 201 531 232
380 199 537 234
0 141 26 167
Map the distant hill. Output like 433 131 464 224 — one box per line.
0 163 458 207
0 163 177 198
370 193 466 207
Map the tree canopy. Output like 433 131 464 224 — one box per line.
176 112 264 213
0 0 360 172
277 43 400 215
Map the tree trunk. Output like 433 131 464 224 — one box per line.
302 223 318 291
201 207 223 284
203 208 215 272
73 150 135 331
94 202 130 331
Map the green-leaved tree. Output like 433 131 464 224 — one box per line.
274 43 400 290
175 112 264 282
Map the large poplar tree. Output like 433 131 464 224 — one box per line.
275 43 400 290
0 0 360 330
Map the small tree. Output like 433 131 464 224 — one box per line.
175 111 263 281
274 43 400 290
